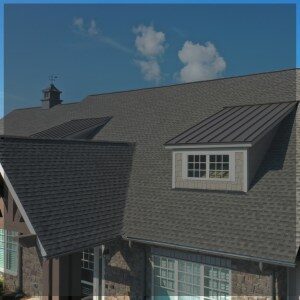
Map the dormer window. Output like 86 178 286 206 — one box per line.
185 152 234 181
165 102 297 192
209 154 229 179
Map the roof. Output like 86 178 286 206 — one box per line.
0 136 134 258
42 84 61 93
2 68 300 265
166 101 298 146
30 117 111 139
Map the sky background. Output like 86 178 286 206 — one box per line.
3 3 297 114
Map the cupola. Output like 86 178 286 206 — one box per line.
41 83 62 109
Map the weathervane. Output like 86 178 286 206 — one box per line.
49 74 59 85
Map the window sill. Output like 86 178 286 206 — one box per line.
0 268 18 277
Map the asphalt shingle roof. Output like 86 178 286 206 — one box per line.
30 117 111 139
2 69 300 264
0 136 134 258
166 101 297 146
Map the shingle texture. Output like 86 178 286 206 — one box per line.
30 117 111 139
2 69 300 264
166 102 297 145
0 136 134 258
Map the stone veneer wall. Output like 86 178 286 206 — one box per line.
103 241 287 299
22 247 43 296
174 152 244 192
104 239 146 300
2 246 43 297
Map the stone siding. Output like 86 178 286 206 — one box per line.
103 242 287 299
22 247 43 297
104 239 145 299
174 151 244 192
1 246 43 297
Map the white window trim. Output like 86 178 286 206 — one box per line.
151 254 232 300
0 230 19 277
182 151 235 182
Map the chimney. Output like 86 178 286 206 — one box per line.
41 84 62 109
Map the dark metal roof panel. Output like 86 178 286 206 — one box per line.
166 102 298 145
30 117 111 139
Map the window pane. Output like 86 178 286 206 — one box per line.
204 265 230 300
0 230 19 274
153 256 231 300
208 155 230 179
187 155 207 178
153 256 175 300
223 155 229 162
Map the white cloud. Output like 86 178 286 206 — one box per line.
73 17 84 32
135 59 161 82
133 25 166 57
88 19 99 36
72 17 132 54
178 41 226 83
133 25 166 83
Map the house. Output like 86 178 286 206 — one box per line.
0 68 299 299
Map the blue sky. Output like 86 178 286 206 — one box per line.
2 3 297 115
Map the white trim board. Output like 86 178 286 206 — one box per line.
165 143 252 150
0 163 47 257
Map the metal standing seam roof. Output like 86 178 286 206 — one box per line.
30 117 111 139
166 101 298 146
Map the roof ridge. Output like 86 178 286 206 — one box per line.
224 100 299 108
87 68 299 98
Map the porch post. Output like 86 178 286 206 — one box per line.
93 246 100 300
101 244 105 300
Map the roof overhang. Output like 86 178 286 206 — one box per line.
0 163 47 257
164 142 252 150
123 235 296 268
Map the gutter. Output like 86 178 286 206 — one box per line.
123 235 296 268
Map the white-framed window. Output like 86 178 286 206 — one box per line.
183 152 235 182
81 248 94 297
81 248 94 271
152 255 231 300
0 229 19 276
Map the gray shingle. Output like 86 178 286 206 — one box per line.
0 136 134 258
2 69 299 264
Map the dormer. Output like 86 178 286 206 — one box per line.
165 101 298 192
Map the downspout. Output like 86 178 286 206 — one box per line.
49 258 53 298
272 270 276 300
144 246 147 300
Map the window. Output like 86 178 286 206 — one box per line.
153 256 231 300
81 248 94 297
0 229 18 275
187 155 207 178
209 155 229 179
204 266 230 300
81 248 94 271
186 153 233 181
153 256 175 298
